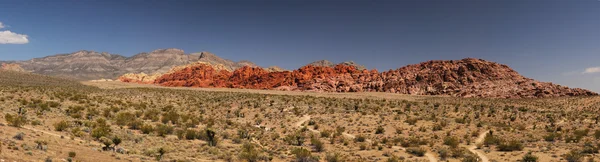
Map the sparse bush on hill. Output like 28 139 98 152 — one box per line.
5 113 27 127
406 147 426 157
54 120 70 131
291 147 319 162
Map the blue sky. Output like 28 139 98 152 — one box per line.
0 0 599 92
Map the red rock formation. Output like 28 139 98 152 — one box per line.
121 58 598 98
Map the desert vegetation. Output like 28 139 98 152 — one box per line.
1 70 600 161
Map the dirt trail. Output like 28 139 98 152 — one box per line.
294 115 312 127
2 123 96 145
467 130 490 162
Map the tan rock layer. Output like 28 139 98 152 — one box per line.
1 63 26 72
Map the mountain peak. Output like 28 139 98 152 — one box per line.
338 61 366 70
150 48 185 54
307 60 334 67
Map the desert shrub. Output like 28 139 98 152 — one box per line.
30 120 41 126
375 126 385 134
462 154 479 162
522 152 538 162
144 109 160 122
405 118 418 125
141 124 154 134
114 112 135 126
544 132 560 142
100 137 113 150
355 135 366 142
68 152 76 158
155 124 174 137
581 142 599 154
112 136 122 146
91 120 111 139
127 119 143 130
156 147 167 161
497 140 523 152
443 136 460 148
184 129 198 140
320 130 332 138
311 137 324 152
450 147 468 158
325 152 343 162
386 156 400 162
161 111 180 125
285 132 305 146
239 143 259 162
54 120 70 131
406 147 426 157
5 113 26 127
13 132 25 140
432 124 443 131
359 144 367 150
438 147 449 160
400 137 428 147
291 147 318 162
564 150 583 162
483 133 500 146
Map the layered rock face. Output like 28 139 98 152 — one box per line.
145 58 597 98
7 49 256 80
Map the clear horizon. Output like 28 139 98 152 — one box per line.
1 0 599 92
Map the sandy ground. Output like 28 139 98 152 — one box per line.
82 81 437 102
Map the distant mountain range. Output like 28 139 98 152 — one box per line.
1 48 257 80
1 48 597 98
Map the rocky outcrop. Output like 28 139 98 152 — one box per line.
375 58 596 98
119 61 231 84
148 58 597 98
264 66 288 72
1 63 26 72
5 49 256 80
307 60 335 67
118 73 162 84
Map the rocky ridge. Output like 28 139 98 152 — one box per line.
129 58 596 98
5 49 256 80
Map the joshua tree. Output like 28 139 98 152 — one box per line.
206 128 217 146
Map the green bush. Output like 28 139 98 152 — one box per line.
320 130 332 138
5 113 27 127
141 124 154 134
543 133 560 142
325 152 343 162
497 140 523 152
54 120 70 131
311 137 324 152
355 135 366 142
155 124 174 137
406 147 426 157
564 150 583 162
375 126 385 134
239 143 259 162
522 152 538 162
68 151 76 158
443 136 460 148
114 112 135 126
291 147 318 162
